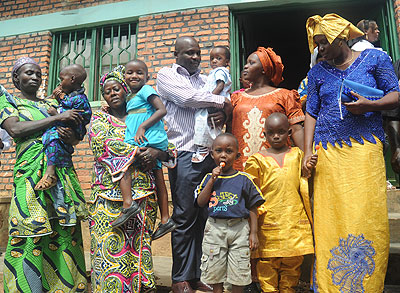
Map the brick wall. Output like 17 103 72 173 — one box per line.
0 5 230 198
0 31 52 97
0 0 127 20
137 6 230 86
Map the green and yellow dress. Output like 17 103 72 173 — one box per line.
0 86 87 292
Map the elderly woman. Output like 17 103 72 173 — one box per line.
88 68 176 292
303 14 399 292
0 57 87 292
228 47 304 171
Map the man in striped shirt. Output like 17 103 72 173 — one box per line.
157 36 232 293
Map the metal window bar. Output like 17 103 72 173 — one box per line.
49 23 136 101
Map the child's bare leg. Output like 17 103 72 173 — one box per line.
44 164 56 177
154 168 169 224
120 169 133 209
231 285 244 293
212 283 223 293
112 168 141 228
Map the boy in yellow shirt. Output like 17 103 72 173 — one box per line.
245 113 317 292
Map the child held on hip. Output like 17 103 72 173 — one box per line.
35 64 92 190
111 60 176 241
192 46 232 163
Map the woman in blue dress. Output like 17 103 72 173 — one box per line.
303 14 399 292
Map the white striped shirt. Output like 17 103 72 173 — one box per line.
157 64 225 152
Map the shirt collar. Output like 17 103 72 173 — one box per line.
172 63 201 77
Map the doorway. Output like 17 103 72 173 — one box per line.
232 0 389 90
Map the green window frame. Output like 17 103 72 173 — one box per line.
48 23 137 103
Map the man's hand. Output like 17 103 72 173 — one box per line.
208 111 226 129
392 147 400 173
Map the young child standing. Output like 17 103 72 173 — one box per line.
195 133 264 293
111 60 176 241
35 64 92 190
244 113 316 293
192 46 232 163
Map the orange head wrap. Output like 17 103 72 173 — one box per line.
254 47 284 86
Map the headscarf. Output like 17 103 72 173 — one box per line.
254 47 284 86
12 57 39 90
306 13 364 53
99 65 130 95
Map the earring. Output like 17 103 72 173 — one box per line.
339 41 343 47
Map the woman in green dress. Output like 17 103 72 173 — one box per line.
0 57 88 292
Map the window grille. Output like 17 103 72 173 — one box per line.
48 23 137 101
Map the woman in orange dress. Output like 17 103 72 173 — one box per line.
228 47 304 171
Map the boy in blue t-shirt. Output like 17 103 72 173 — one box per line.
195 133 264 292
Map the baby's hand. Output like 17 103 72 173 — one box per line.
47 106 58 116
249 232 259 251
134 127 148 145
211 165 222 180
52 86 64 100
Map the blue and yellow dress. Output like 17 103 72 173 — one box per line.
307 49 399 293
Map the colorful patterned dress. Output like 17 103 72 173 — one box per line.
306 49 399 293
230 88 304 170
0 86 87 292
88 110 176 293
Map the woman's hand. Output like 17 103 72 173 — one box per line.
134 127 148 145
57 109 84 125
137 147 159 171
343 92 374 114
57 127 79 145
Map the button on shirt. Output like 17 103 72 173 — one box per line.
157 64 225 152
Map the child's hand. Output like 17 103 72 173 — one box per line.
211 165 222 180
249 232 259 251
52 86 64 100
47 106 58 116
134 127 148 145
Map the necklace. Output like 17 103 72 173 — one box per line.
333 51 354 67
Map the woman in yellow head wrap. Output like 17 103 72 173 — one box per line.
303 13 399 293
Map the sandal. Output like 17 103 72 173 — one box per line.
151 218 177 241
34 174 58 191
387 180 396 190
192 147 209 163
111 201 141 228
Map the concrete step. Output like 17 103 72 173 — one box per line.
389 212 400 244
390 243 400 254
388 190 400 213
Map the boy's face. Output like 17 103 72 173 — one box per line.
264 117 291 150
210 48 229 69
211 136 239 170
59 70 75 94
124 62 148 92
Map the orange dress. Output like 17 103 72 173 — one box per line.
231 88 304 170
